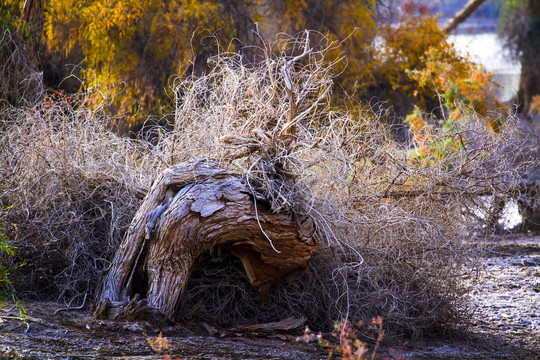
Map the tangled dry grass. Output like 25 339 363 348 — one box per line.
0 95 156 299
1 31 537 336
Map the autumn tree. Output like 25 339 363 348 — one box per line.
38 0 503 135
261 1 485 135
44 0 259 129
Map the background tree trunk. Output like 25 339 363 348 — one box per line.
95 160 318 322
20 0 44 70
515 0 540 116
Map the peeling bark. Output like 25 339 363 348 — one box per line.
96 160 318 322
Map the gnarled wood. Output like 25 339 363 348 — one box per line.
96 160 318 321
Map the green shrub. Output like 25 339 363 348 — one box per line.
0 206 26 321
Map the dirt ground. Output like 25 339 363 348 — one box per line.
1 233 539 360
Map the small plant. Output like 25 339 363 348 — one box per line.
0 206 26 322
404 105 468 167
299 317 403 360
147 332 181 360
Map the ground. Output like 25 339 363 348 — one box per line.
1 233 539 359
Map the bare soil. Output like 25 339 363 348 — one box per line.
1 233 539 360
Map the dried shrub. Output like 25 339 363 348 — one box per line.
0 92 167 299
169 32 535 335
0 32 536 336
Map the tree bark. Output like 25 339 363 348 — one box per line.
441 0 487 34
95 160 318 322
516 0 540 115
20 0 44 70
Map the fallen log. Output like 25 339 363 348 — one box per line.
95 160 318 322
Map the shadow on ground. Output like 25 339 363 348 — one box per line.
1 233 539 359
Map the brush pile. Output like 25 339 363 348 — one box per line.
1 32 536 336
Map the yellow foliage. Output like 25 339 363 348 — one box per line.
45 0 258 126
42 0 505 135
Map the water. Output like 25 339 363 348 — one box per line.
499 201 522 230
448 32 521 102
448 33 524 229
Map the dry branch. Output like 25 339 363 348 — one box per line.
442 0 488 34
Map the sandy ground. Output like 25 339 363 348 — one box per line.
1 233 539 359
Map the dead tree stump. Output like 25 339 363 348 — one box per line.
95 160 318 322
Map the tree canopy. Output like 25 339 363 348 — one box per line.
0 0 507 136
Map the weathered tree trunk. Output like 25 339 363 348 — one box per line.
95 160 318 322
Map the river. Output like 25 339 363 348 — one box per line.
448 32 521 102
